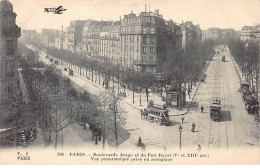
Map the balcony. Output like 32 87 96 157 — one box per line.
1 25 21 37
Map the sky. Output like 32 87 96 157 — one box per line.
6 0 260 32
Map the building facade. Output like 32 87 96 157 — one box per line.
0 0 21 103
81 10 183 72
181 21 202 50
99 22 120 63
20 29 38 43
120 10 177 72
65 20 87 53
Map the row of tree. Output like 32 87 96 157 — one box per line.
228 39 259 93
20 45 126 148
24 37 217 109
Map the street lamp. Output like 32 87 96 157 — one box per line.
179 125 183 150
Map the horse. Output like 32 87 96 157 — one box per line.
141 109 148 120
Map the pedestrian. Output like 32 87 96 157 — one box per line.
181 117 184 123
191 122 196 132
188 87 192 99
137 136 142 147
197 144 201 152
201 105 204 113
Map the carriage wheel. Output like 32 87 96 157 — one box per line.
147 116 151 122
155 118 161 125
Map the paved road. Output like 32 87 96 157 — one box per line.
192 45 259 150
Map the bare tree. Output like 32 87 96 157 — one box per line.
95 90 126 148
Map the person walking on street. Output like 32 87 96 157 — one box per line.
137 136 142 147
188 87 191 99
201 105 204 113
191 122 196 132
197 144 201 152
181 117 184 123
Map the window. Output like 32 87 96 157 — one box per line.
143 47 147 53
6 61 15 77
147 17 151 23
6 40 14 55
150 47 155 53
143 37 146 43
146 37 150 43
151 17 155 24
143 27 148 34
151 28 155 34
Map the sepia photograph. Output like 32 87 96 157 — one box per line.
0 0 259 165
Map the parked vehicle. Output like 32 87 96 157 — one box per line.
210 97 221 121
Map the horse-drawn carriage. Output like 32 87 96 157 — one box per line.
241 81 250 95
141 104 169 125
244 94 258 114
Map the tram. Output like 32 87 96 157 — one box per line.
210 97 221 121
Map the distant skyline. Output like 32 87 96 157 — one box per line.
8 0 260 32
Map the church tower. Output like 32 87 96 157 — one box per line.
0 0 21 104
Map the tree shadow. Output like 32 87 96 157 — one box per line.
193 130 200 133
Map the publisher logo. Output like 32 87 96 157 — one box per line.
17 152 30 160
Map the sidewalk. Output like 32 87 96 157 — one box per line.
61 59 201 117
229 49 244 82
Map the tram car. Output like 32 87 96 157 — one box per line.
146 105 169 125
210 97 221 121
